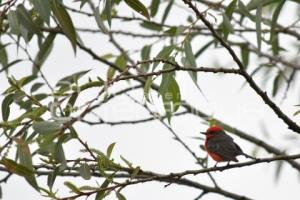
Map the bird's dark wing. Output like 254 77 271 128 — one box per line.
206 134 243 162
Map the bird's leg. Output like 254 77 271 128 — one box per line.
214 162 218 167
226 161 230 166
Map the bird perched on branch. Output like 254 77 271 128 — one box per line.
201 125 255 166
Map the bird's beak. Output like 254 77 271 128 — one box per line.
200 131 207 135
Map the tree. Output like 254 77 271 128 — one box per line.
0 0 300 199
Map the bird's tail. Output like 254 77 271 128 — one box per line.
242 152 256 160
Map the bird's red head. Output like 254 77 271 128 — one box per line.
202 125 224 136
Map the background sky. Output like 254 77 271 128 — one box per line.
1 0 300 199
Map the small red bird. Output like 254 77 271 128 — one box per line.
202 125 254 166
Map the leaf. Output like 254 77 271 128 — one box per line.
240 44 249 68
184 39 197 83
0 43 8 67
94 6 109 34
272 73 282 97
47 169 58 189
221 0 237 39
32 121 62 134
56 70 90 87
274 160 284 182
7 10 20 34
30 82 44 93
140 45 151 72
51 0 77 52
32 32 56 74
2 94 14 121
124 0 150 20
64 181 81 194
16 139 34 171
105 0 112 27
161 0 174 24
152 45 175 71
195 40 214 58
150 0 160 17
31 0 51 24
116 192 127 200
144 77 153 102
16 5 41 36
79 163 91 180
140 21 162 31
1 158 39 191
256 2 262 53
270 1 285 55
106 142 116 158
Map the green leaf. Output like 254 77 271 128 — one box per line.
16 139 34 170
56 70 90 87
79 163 91 180
47 169 58 189
30 82 44 93
152 45 175 71
16 5 41 36
221 13 233 40
32 32 56 74
7 10 20 34
115 54 127 70
0 43 8 67
270 1 285 55
256 2 262 53
64 181 81 194
51 0 77 52
105 0 112 27
116 192 126 200
144 77 153 102
240 44 249 68
274 160 284 182
140 45 151 72
94 6 109 34
161 0 173 24
32 121 62 134
106 142 116 158
272 73 282 97
140 21 162 31
1 158 39 191
124 0 150 20
195 40 214 58
150 0 160 17
2 94 14 121
31 0 51 24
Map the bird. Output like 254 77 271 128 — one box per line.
201 125 255 166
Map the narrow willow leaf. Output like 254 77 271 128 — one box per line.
16 5 41 36
270 1 285 55
16 139 34 171
0 43 8 67
124 0 150 20
79 163 91 180
221 13 233 40
30 82 44 93
161 0 173 24
195 40 214 58
105 0 112 27
144 77 153 102
32 32 56 74
106 142 116 158
31 0 51 24
272 73 281 97
140 45 151 72
32 121 62 134
7 10 20 34
47 169 58 189
256 2 262 53
150 0 160 17
94 6 109 34
152 45 175 71
51 0 77 52
56 70 90 87
240 44 249 68
116 192 127 200
140 21 162 31
1 94 14 121
64 181 81 194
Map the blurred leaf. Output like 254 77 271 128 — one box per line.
31 0 51 24
1 94 14 121
184 39 197 84
0 43 8 67
150 0 160 17
94 6 109 34
30 82 44 93
124 0 150 20
7 10 20 34
272 73 282 97
274 160 284 182
144 77 153 102
64 181 81 194
195 40 214 58
116 192 126 200
240 44 249 68
222 0 237 39
131 166 140 179
32 32 56 74
140 21 162 31
1 158 39 191
161 0 174 24
256 2 262 53
270 1 285 55
47 169 58 189
51 0 77 52
106 142 116 158
16 5 41 36
79 163 91 180
221 13 233 40
105 0 112 27
152 45 175 71
16 139 34 170
56 70 90 87
140 45 151 72
32 121 62 134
